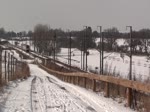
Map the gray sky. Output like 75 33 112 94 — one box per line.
0 0 150 32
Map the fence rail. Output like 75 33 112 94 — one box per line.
38 62 150 108
8 45 150 109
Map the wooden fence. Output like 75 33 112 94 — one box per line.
0 46 30 85
39 63 150 108
11 45 150 109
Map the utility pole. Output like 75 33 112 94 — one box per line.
81 41 82 69
101 27 104 74
67 31 72 70
97 26 104 74
69 32 72 70
126 26 133 80
53 32 56 63
67 31 69 65
82 28 84 70
83 26 88 71
82 27 85 70
126 26 133 108
97 26 102 74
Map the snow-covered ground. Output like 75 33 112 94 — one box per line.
7 39 150 81
10 39 150 81
0 64 135 112
57 48 150 82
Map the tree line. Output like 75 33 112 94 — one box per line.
1 25 150 56
0 27 32 39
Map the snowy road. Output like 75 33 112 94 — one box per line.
31 76 96 112
1 64 135 112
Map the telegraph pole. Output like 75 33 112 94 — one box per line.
126 26 133 108
82 27 85 70
85 27 87 71
53 32 56 63
101 28 104 74
81 41 82 69
83 26 88 71
126 26 133 80
69 31 72 70
97 26 102 74
83 27 85 70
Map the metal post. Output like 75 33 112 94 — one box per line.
101 30 104 74
98 26 102 74
126 26 132 80
68 31 69 65
53 32 56 63
83 26 88 71
85 28 87 71
68 45 69 64
126 26 133 108
83 28 85 70
69 32 72 70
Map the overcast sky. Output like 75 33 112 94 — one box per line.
0 0 150 32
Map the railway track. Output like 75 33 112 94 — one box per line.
10 44 85 72
30 51 85 73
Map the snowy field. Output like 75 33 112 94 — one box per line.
7 39 150 81
0 64 135 112
57 48 150 82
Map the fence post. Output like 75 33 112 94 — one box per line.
7 53 10 81
45 59 47 66
65 76 67 82
0 47 2 85
93 79 96 92
69 76 71 83
15 59 17 79
105 82 109 97
11 55 13 80
12 57 15 79
63 76 65 81
21 62 24 78
76 76 79 85
71 76 73 83
63 75 64 81
84 77 86 88
4 51 7 81
78 77 80 85
127 88 132 108
73 76 75 84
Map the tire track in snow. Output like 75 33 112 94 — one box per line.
31 76 46 112
29 64 98 112
45 76 96 112
31 74 96 112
